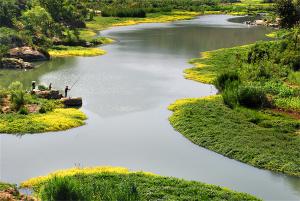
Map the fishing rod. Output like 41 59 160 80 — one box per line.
70 77 81 90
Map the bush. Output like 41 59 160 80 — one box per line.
222 81 239 108
8 81 23 91
238 85 269 108
38 85 47 91
215 71 240 91
39 177 85 201
10 90 26 111
102 8 146 18
19 107 29 115
39 101 56 114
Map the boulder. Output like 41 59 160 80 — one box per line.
255 20 266 26
32 90 63 100
61 97 83 107
8 46 50 62
1 58 33 69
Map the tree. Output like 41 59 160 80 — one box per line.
0 0 19 27
21 6 55 37
275 0 299 28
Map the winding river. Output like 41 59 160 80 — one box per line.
0 15 300 200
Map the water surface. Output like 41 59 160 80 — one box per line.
1 15 300 200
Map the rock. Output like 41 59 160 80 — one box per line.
32 90 63 100
61 97 83 107
1 58 33 69
8 46 50 62
255 20 266 26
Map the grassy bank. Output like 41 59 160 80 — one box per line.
49 46 106 57
169 96 300 177
22 166 261 201
0 82 87 134
0 108 87 134
169 32 300 177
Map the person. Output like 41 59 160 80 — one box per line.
31 81 36 91
49 83 52 90
65 86 70 98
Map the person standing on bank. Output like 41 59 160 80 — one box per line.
65 86 70 98
31 81 36 91
49 83 52 90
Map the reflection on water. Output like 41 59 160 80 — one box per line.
0 15 299 200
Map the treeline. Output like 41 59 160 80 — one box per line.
276 0 300 28
0 0 98 60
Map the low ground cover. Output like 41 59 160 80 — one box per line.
170 29 300 177
21 166 261 201
0 82 87 134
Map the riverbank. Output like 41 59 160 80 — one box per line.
0 83 87 134
21 166 261 201
169 35 300 177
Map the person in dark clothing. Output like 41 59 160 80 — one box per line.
49 83 52 90
65 86 70 98
32 81 36 91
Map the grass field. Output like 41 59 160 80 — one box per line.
22 166 261 201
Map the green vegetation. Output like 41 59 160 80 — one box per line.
0 182 15 191
170 28 300 177
0 82 87 134
49 46 106 57
22 166 261 201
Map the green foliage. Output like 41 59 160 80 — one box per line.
19 106 29 115
34 172 259 201
39 177 85 201
38 84 47 91
169 96 300 177
275 0 300 28
215 71 240 91
0 181 16 191
102 8 146 18
222 81 239 108
0 0 19 27
238 84 269 108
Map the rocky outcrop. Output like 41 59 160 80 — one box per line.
61 97 83 107
8 46 50 62
32 90 63 100
1 58 33 69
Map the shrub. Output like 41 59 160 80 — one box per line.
39 177 85 201
238 85 269 108
38 85 47 91
102 8 146 18
215 71 240 91
222 80 239 108
8 81 23 91
39 101 56 114
10 90 26 111
19 107 29 115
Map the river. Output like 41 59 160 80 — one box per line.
0 15 299 200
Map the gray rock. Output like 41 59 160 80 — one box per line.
8 46 50 62
1 58 33 69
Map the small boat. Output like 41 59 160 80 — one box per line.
61 97 83 107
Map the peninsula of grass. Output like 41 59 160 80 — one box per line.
0 82 87 134
49 45 106 57
21 166 261 201
169 30 300 177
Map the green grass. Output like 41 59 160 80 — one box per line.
169 96 300 177
0 108 87 134
22 166 261 201
0 182 16 191
49 45 106 57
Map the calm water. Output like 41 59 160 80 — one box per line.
1 15 300 200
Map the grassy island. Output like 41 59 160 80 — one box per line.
0 82 86 134
169 28 300 177
21 166 261 201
